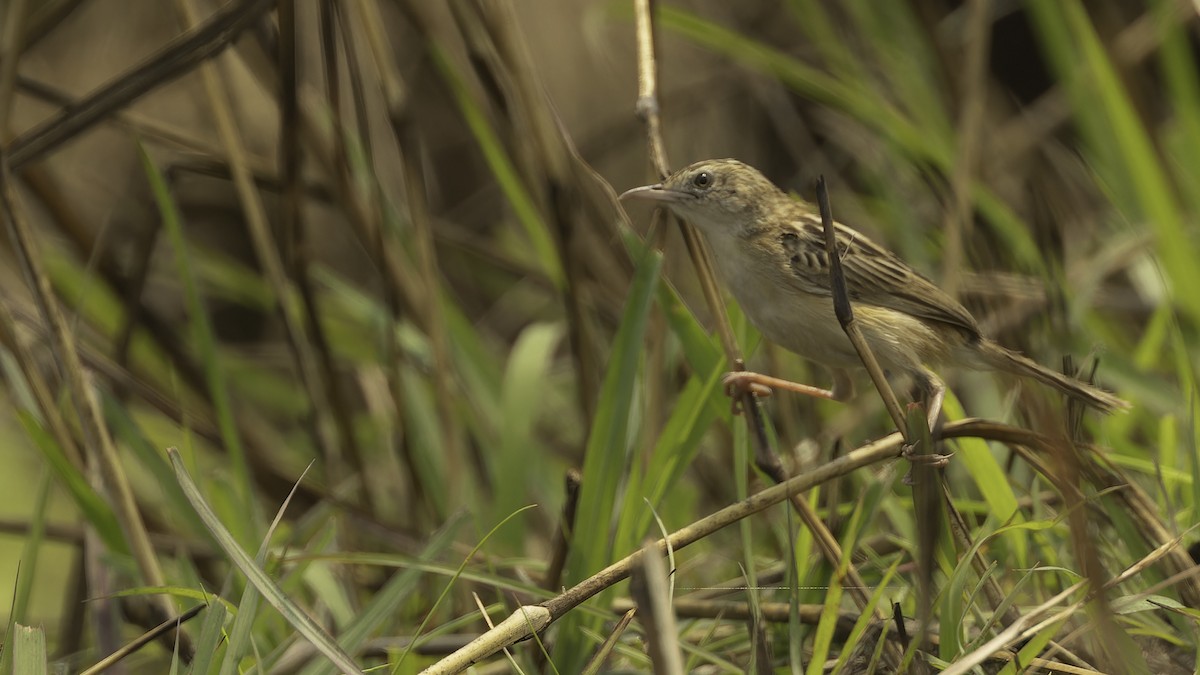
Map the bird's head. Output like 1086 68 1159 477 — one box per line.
620 159 783 237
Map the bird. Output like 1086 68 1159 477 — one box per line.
620 158 1128 424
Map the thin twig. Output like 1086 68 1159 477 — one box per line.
174 0 347 492
544 469 582 594
0 0 29 133
633 0 668 179
632 0 773 476
420 418 1078 673
77 604 206 675
6 0 276 170
277 0 300 271
0 156 192 659
16 76 275 176
610 597 858 634
908 404 939 663
815 178 927 671
816 176 911 442
15 0 86 56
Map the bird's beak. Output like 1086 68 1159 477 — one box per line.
618 184 688 203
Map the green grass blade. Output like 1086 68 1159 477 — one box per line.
188 591 228 675
219 464 315 674
16 411 125 552
1026 2 1200 326
941 393 1027 567
167 448 364 674
552 232 662 671
12 624 47 675
138 142 259 542
430 46 564 288
303 514 463 675
490 322 565 543
101 395 209 539
10 471 51 625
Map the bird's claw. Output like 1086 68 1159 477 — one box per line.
722 372 772 415
900 444 953 484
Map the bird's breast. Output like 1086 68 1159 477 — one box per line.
707 233 954 373
708 237 859 364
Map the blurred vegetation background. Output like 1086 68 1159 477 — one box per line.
0 0 1198 672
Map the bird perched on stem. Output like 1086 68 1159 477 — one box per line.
620 158 1128 421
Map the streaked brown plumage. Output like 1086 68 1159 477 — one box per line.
621 158 1127 414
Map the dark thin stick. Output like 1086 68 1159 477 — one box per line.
16 0 86 57
817 178 945 667
14 75 221 155
110 211 162 373
0 0 28 132
631 0 770 464
1 153 193 659
55 549 87 661
79 604 206 675
815 176 911 443
543 469 582 594
278 0 300 271
426 417 1077 670
892 602 909 649
609 596 859 634
6 0 276 170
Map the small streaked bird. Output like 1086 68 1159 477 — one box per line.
620 159 1128 421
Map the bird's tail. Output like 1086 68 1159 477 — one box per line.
977 340 1129 413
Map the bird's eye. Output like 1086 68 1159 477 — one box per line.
692 171 713 189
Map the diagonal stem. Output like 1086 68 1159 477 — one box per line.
816 176 912 443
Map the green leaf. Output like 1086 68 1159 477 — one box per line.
430 47 564 287
552 232 662 671
490 322 565 540
942 393 1027 568
138 142 259 542
304 516 463 675
16 411 125 553
1026 1 1200 326
12 624 47 675
168 448 365 674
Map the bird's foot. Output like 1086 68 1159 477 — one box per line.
721 371 836 415
900 443 953 485
722 371 773 415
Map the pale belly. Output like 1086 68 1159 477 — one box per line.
713 247 951 375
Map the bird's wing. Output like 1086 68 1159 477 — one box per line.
779 212 981 336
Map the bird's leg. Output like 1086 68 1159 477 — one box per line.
721 371 837 415
921 369 946 434
830 368 855 402
902 368 952 468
